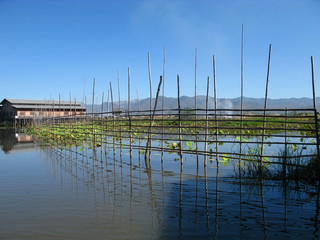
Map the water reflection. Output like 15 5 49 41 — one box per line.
1 135 320 239
39 144 320 239
0 129 35 153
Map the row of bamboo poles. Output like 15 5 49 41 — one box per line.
34 25 320 170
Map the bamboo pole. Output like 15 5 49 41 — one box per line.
145 76 163 167
240 24 244 159
106 89 110 149
177 74 183 164
110 82 115 155
117 70 123 157
195 48 199 163
92 79 96 145
260 44 272 161
148 52 153 116
283 108 288 178
311 56 320 158
213 55 218 162
204 76 210 166
100 92 104 151
161 47 166 163
128 67 133 161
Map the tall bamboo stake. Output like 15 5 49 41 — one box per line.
148 52 153 116
239 24 244 225
145 76 163 167
117 70 123 157
261 45 272 164
240 24 244 157
195 48 199 162
100 92 104 152
283 108 288 178
204 76 210 166
92 78 95 117
311 56 320 158
106 89 110 148
177 74 183 164
161 47 166 162
101 92 104 114
69 92 72 139
213 55 218 162
110 82 115 155
128 67 133 161
92 78 96 145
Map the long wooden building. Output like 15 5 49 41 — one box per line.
0 98 86 121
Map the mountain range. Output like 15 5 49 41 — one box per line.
88 96 320 113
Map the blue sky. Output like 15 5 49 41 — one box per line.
0 0 320 104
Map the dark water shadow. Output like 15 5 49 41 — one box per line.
160 173 320 240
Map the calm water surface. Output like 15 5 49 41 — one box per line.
0 130 319 239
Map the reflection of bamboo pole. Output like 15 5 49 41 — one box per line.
195 163 199 233
204 165 210 236
260 177 268 239
178 164 183 239
214 153 220 239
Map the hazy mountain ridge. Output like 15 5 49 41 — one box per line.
89 96 320 113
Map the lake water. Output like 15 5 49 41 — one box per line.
1 129 320 239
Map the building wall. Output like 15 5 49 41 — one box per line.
16 110 86 118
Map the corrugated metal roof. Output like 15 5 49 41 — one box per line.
2 98 83 106
12 104 86 110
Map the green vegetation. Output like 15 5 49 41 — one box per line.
21 113 319 184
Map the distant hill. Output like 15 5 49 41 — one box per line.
87 96 320 113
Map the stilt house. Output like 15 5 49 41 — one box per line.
0 98 86 121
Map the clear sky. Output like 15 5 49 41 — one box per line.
0 0 320 104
